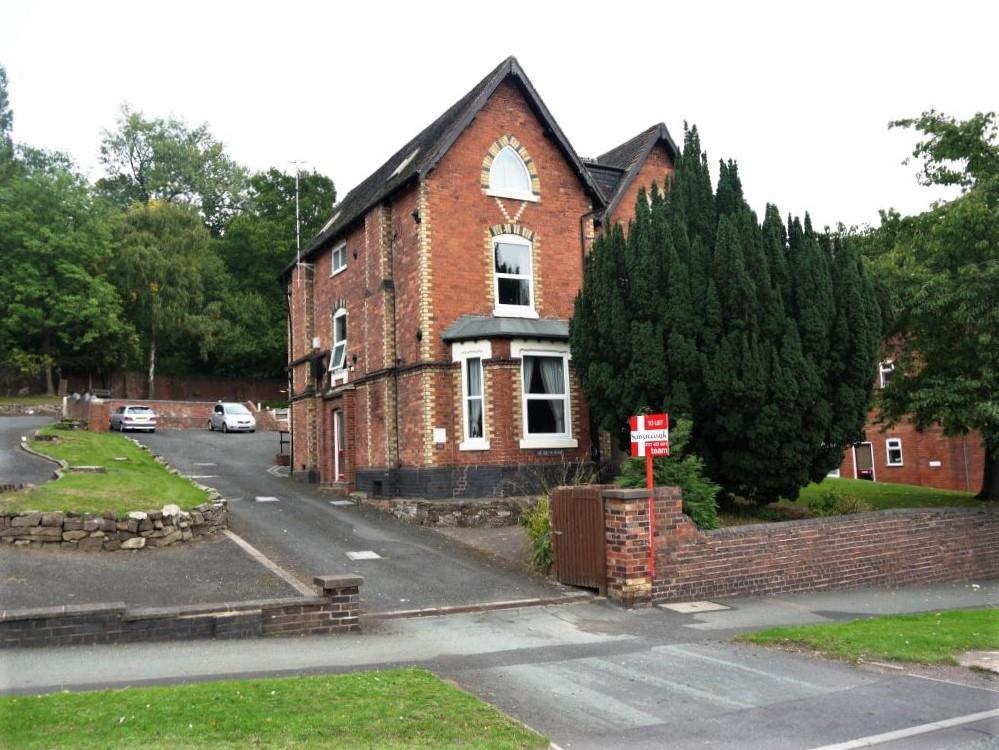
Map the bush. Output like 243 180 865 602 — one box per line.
808 490 870 517
520 495 554 572
616 419 720 529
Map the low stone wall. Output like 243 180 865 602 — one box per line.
0 402 61 417
359 496 529 527
0 500 228 551
0 575 361 648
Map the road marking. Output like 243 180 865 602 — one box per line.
255 496 280 502
266 465 290 477
329 500 355 506
659 600 731 613
193 462 217 467
186 475 219 479
346 550 381 560
222 530 315 597
806 708 999 749
656 645 824 691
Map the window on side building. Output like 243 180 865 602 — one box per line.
331 242 347 276
879 360 895 389
330 308 347 380
493 234 536 318
886 437 903 466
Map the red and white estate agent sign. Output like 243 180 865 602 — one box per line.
629 413 669 580
629 413 670 457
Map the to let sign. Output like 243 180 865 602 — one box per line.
630 413 670 457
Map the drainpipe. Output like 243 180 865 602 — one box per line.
286 285 295 477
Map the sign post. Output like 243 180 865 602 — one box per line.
629 413 669 583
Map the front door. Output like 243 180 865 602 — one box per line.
333 409 345 482
853 442 875 481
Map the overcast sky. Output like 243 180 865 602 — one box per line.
3 0 995 229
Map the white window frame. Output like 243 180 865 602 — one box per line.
330 242 347 277
879 360 895 389
512 340 577 449
492 233 538 319
885 437 904 467
329 308 348 385
452 341 491 451
827 468 841 478
486 146 538 202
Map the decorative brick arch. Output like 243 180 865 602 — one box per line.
488 224 535 242
481 135 541 197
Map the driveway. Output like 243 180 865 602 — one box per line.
0 416 57 486
133 429 575 614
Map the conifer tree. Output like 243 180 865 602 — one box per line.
571 125 881 504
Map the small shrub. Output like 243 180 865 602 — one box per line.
520 495 554 573
616 418 720 530
808 491 870 517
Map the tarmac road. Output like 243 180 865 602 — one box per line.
3 584 997 749
0 416 57 486
133 429 575 614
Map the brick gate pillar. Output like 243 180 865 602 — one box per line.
602 486 680 607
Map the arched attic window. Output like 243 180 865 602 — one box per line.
488 146 533 200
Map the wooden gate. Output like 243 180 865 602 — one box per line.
551 486 606 594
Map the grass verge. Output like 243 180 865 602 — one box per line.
737 608 998 665
0 668 548 750
0 395 62 406
0 426 207 514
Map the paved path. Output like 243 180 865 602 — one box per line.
2 583 996 749
133 430 574 613
0 416 57 485
0 537 300 609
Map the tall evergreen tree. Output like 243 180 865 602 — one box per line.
571 126 881 504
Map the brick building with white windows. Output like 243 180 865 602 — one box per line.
834 359 985 493
282 57 676 496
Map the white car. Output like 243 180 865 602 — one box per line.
209 403 257 433
110 405 157 432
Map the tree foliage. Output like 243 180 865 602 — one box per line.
875 111 999 500
0 146 136 393
572 125 881 504
97 105 248 235
112 201 223 397
209 168 336 378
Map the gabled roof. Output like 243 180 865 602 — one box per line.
587 122 678 221
283 56 606 277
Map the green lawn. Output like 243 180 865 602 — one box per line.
721 477 981 526
0 669 547 750
737 608 998 665
0 426 207 514
795 477 980 510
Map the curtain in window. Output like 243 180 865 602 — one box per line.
538 357 565 433
466 358 483 439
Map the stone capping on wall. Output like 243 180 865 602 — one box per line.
3 431 227 551
0 574 363 649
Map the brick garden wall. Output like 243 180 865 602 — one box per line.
554 485 999 606
65 399 284 433
0 575 362 649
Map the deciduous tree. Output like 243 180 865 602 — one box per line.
875 111 999 500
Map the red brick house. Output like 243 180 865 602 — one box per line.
835 359 985 493
283 57 676 496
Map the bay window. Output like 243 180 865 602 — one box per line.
513 341 576 449
452 341 491 450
